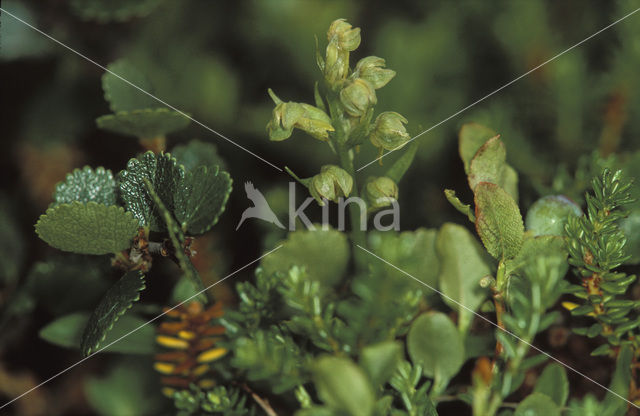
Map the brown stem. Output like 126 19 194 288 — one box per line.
139 136 167 153
241 384 278 416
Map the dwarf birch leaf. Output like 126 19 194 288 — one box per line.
102 59 157 112
52 166 117 207
474 182 524 260
468 135 506 192
81 270 146 356
97 108 190 139
501 164 519 203
40 312 155 354
459 123 497 173
35 202 138 255
533 364 569 407
174 165 232 235
407 312 464 383
118 152 184 231
515 393 561 416
436 223 492 332
171 140 227 171
313 356 375 416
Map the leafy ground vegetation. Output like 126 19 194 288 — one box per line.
3 1 640 415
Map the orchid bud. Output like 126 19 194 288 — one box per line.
324 42 349 85
327 19 361 52
354 56 396 89
267 99 334 142
369 111 410 150
363 176 398 210
309 165 353 205
339 78 377 118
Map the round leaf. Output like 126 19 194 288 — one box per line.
96 108 190 139
35 202 139 255
52 166 117 207
407 312 464 382
514 393 561 416
313 356 375 416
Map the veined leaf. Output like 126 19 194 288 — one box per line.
52 166 117 207
118 152 184 231
474 182 524 260
171 140 227 171
174 165 233 235
35 202 139 255
436 223 492 332
468 135 506 192
40 312 155 354
102 59 157 112
97 108 190 139
81 270 146 356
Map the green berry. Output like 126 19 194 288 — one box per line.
525 195 582 236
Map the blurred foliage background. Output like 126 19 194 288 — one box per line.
2 0 640 414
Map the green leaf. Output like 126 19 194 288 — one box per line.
52 166 117 207
118 152 184 231
97 108 190 139
385 142 419 183
313 356 375 416
407 312 464 384
602 343 632 416
261 228 349 286
533 364 569 407
515 393 561 416
360 341 402 388
35 202 139 255
171 140 227 171
444 189 475 222
459 123 497 173
474 182 524 260
468 135 506 191
368 228 440 290
505 235 568 279
81 271 146 356
174 165 233 235
436 223 492 332
85 358 162 416
39 312 155 354
70 0 164 23
102 59 158 112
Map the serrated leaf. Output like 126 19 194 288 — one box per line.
261 228 349 286
171 140 227 171
70 0 163 23
118 152 184 231
174 165 232 235
97 108 190 139
514 393 560 416
102 59 157 112
459 123 497 173
313 356 375 416
468 136 506 191
368 228 440 290
40 312 155 354
436 223 492 332
475 182 524 260
52 166 117 207
81 271 146 356
533 364 569 406
35 202 139 255
407 312 464 384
